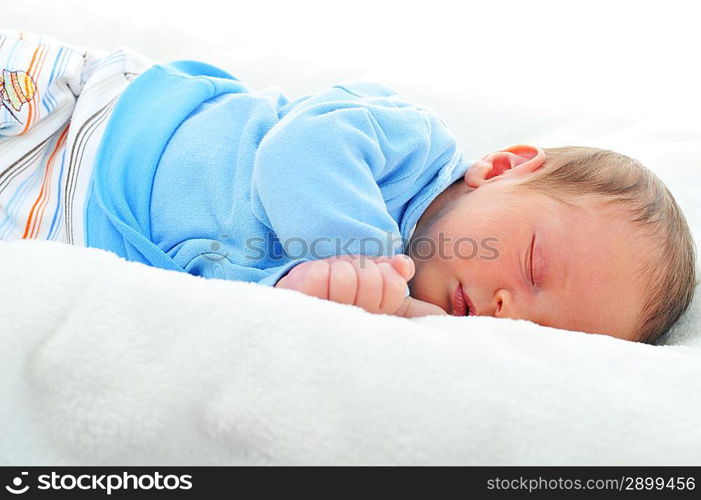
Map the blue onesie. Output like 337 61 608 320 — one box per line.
85 60 472 288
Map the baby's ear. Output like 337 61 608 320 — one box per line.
465 144 545 188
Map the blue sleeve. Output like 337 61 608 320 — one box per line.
251 83 432 286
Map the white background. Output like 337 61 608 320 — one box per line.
9 0 701 116
7 0 701 215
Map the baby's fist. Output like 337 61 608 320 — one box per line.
275 254 414 315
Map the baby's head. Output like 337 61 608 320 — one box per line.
407 144 697 343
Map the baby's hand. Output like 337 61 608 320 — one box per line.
275 254 447 317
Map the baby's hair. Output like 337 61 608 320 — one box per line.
514 146 697 344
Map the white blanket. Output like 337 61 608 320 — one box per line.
3 0 700 465
0 240 700 465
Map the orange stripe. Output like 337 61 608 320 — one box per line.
25 46 56 237
29 124 69 239
25 123 69 239
19 46 40 135
22 124 69 239
20 43 48 135
25 43 49 132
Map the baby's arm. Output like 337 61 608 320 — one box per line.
251 84 454 289
275 254 447 318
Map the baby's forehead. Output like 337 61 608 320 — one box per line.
547 192 662 238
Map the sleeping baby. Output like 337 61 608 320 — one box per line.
1 31 696 344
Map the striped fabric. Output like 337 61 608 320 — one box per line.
0 30 154 244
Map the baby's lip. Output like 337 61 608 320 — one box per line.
462 286 477 316
451 283 469 316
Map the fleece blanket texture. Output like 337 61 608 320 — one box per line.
3 0 700 465
1 240 700 465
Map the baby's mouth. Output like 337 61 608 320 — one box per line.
451 283 471 316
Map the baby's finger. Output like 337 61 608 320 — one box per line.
377 262 409 314
352 258 383 312
396 297 449 318
389 254 414 281
330 254 413 281
275 264 304 290
328 260 358 305
276 260 318 290
300 260 331 299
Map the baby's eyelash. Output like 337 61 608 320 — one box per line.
528 234 536 286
